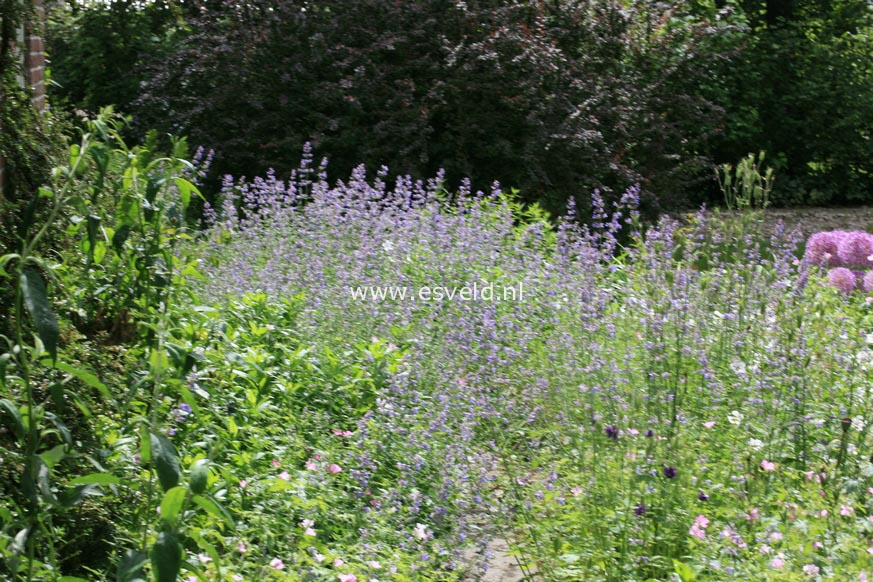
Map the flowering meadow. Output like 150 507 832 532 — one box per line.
3 122 873 582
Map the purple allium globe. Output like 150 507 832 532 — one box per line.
837 231 873 268
804 231 842 267
827 267 857 295
863 270 873 294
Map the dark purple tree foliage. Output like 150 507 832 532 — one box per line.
136 0 738 214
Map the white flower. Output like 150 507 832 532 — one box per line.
748 438 764 450
728 410 744 426
413 523 430 540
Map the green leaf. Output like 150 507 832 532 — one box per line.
59 484 99 508
68 472 120 486
189 459 209 495
150 432 181 491
150 531 181 582
117 549 147 582
42 359 111 399
159 486 188 523
191 494 235 529
173 177 202 209
20 266 60 362
0 399 24 439
139 425 151 464
86 215 101 260
112 223 131 252
673 559 696 582
40 444 66 469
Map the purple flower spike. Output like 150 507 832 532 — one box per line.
828 267 857 295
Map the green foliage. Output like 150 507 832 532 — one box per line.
45 0 185 115
712 0 873 205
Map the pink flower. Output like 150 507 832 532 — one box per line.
759 544 772 555
806 231 843 266
694 515 709 529
270 558 285 570
237 541 247 553
278 471 290 481
841 504 854 516
328 463 342 474
571 486 584 497
333 558 345 567
366 561 381 569
197 553 212 564
305 459 318 470
703 421 716 428
747 508 760 521
820 509 828 518
304 528 317 537
760 460 776 471
770 555 785 568
239 479 248 488
838 231 873 268
689 524 706 540
338 575 357 582
332 429 353 437
828 267 858 294
803 564 820 576
272 459 281 467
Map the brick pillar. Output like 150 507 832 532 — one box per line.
0 1 46 199
25 0 47 113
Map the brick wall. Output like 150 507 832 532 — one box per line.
0 0 47 198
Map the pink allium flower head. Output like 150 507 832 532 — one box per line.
328 463 342 474
838 231 873 267
805 231 842 266
863 271 873 294
760 460 776 471
828 267 857 294
270 558 285 570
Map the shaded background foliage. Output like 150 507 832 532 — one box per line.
44 0 873 213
